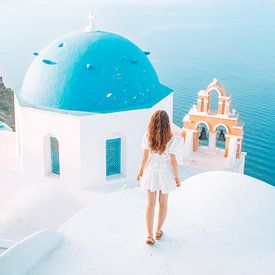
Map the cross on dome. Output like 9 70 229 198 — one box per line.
85 12 95 32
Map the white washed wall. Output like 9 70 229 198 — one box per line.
15 93 173 189
17 104 82 187
79 93 173 188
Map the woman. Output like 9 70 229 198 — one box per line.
136 110 181 245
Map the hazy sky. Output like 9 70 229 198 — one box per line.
1 0 275 13
1 0 275 7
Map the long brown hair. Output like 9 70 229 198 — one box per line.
148 110 173 154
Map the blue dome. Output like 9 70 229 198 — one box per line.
19 31 172 113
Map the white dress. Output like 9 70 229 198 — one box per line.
139 131 180 194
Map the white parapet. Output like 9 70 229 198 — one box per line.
0 228 64 275
171 123 184 165
182 129 194 160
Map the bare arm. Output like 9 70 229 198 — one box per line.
169 154 181 187
136 149 149 181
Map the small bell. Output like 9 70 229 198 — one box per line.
199 127 207 140
218 130 226 142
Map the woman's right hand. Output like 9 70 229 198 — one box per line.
136 170 143 181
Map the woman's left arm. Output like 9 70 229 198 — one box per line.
136 149 149 181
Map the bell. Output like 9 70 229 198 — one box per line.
218 130 226 142
199 127 207 140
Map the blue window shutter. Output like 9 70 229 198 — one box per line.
106 138 121 176
50 137 60 175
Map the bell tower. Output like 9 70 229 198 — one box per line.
182 79 246 173
197 78 231 115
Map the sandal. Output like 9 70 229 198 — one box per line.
146 236 155 245
156 230 163 240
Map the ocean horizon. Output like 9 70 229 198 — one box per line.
0 1 274 185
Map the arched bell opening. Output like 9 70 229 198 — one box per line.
198 122 209 147
215 125 227 149
209 89 219 113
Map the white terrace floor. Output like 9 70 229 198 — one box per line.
27 172 275 275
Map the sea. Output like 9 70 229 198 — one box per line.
0 1 274 185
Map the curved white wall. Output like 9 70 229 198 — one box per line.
0 228 63 275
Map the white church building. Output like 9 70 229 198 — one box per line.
12 26 174 188
0 20 247 190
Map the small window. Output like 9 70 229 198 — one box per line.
50 137 60 175
106 138 121 176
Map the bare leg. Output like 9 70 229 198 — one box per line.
156 191 168 234
146 191 157 238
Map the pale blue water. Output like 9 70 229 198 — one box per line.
0 1 274 185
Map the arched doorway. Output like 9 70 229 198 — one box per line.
215 125 227 149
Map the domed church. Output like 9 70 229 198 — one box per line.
14 22 173 187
